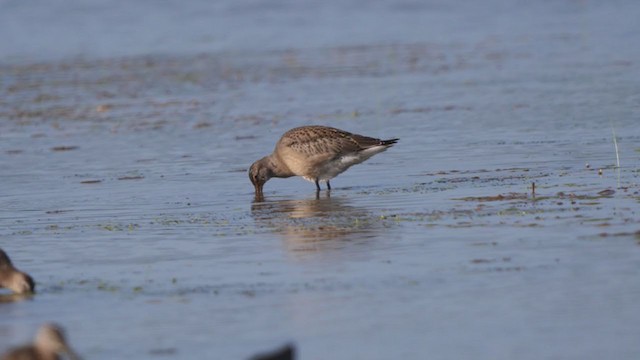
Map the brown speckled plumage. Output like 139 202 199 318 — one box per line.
249 126 398 197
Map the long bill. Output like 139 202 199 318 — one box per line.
254 184 264 201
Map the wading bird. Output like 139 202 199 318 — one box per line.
249 126 398 198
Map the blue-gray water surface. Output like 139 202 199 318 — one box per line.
1 1 639 359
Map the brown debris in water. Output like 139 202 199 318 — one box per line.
51 146 79 152
455 193 529 202
45 209 72 214
95 104 112 112
598 230 640 239
471 259 493 264
193 122 212 129
236 135 258 140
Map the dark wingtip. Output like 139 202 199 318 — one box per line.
381 138 399 146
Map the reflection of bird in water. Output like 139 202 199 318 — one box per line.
249 125 398 199
250 344 295 360
0 248 35 295
1 323 82 360
251 196 383 255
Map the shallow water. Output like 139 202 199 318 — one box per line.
1 1 640 359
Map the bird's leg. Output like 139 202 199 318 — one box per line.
326 180 331 190
315 179 321 191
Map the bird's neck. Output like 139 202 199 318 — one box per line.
264 154 294 178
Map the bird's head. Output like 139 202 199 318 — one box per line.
248 158 273 198
8 271 35 294
36 323 82 360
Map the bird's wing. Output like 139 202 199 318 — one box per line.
280 126 382 157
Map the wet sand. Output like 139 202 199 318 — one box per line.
1 1 640 359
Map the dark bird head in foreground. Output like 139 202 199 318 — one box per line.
0 248 35 295
250 344 295 360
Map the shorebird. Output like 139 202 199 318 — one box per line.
0 248 35 295
249 126 398 196
1 323 81 360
